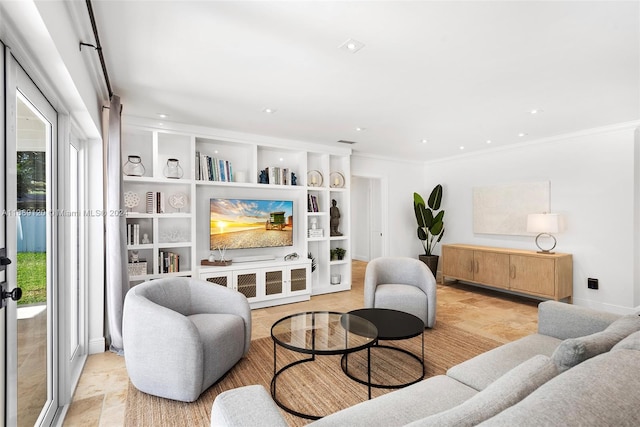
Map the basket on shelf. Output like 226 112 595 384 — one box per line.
127 261 147 276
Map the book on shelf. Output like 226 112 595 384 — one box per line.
195 151 201 180
145 192 165 214
159 251 180 273
197 152 233 182
264 166 291 185
307 194 319 212
127 223 141 245
307 229 324 238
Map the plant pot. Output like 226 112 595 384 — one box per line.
419 255 439 278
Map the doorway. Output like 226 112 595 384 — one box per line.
351 176 386 261
2 49 59 426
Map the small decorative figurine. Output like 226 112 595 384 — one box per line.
291 172 297 186
330 199 342 236
259 169 268 184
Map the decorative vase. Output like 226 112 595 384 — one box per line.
123 155 145 177
163 158 183 179
419 255 439 279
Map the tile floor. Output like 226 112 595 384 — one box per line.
62 261 539 426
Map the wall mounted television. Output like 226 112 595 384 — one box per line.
210 198 294 250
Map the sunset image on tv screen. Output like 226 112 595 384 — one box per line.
210 198 293 250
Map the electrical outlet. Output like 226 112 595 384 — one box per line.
587 278 599 290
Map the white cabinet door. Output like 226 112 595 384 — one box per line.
287 265 310 296
200 271 233 290
233 269 259 302
262 267 285 300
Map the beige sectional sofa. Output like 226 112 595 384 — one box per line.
210 301 640 426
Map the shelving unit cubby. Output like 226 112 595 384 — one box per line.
122 117 351 308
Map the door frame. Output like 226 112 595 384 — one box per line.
60 135 89 404
351 174 388 261
1 39 6 427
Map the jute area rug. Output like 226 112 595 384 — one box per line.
125 321 500 426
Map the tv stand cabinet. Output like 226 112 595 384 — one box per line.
199 259 311 309
441 244 573 303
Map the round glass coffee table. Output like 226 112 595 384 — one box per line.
342 308 425 388
271 311 378 420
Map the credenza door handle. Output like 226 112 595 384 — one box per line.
510 264 516 279
475 260 479 274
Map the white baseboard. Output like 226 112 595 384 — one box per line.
571 297 638 315
89 337 106 354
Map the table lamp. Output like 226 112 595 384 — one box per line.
526 213 560 254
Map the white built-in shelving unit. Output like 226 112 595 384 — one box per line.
122 117 351 308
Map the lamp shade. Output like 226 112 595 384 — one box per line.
527 213 560 233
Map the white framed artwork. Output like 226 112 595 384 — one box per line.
473 181 550 236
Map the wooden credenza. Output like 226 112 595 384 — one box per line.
441 244 573 302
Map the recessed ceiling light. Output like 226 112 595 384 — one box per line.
529 109 543 115
262 107 277 114
157 113 169 118
339 38 365 53
421 139 428 144
158 122 164 126
459 146 465 150
486 140 492 144
355 127 366 132
518 132 527 137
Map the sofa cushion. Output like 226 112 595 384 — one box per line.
309 375 478 427
612 330 640 351
537 301 622 339
551 314 640 372
446 333 561 391
406 355 558 427
478 349 640 426
211 385 288 427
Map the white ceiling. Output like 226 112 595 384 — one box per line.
92 1 639 162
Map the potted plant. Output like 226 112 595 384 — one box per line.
414 184 445 277
308 252 317 272
330 247 346 261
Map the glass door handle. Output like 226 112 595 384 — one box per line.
2 286 22 302
1 282 22 308
0 248 21 307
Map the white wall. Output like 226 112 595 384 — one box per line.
351 154 425 259
424 125 639 314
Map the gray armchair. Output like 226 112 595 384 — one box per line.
123 277 251 402
364 256 437 328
